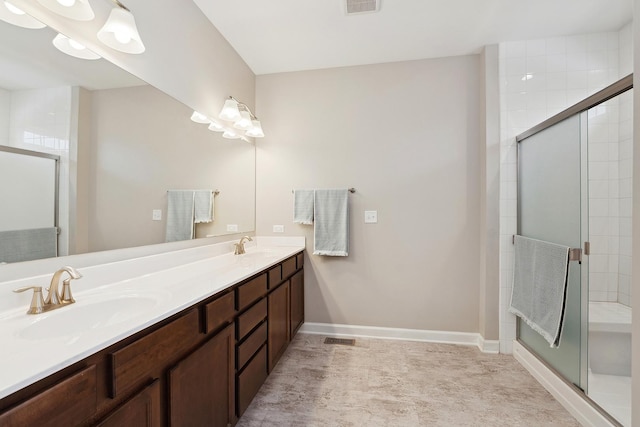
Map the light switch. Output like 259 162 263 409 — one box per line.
364 210 377 223
227 224 238 232
152 209 162 221
273 225 285 233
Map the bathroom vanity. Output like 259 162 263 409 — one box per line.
0 239 304 426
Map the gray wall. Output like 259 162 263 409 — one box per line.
255 55 484 333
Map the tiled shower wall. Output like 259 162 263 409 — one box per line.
498 23 633 353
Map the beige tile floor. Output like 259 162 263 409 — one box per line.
238 334 581 427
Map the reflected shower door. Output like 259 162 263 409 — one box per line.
517 113 586 388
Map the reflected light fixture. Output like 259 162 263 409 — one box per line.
0 1 46 28
37 0 94 21
207 120 225 132
53 33 101 60
190 111 210 124
190 96 265 141
97 0 145 54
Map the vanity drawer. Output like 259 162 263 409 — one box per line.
204 291 235 334
238 322 267 370
237 274 267 311
282 256 297 279
237 345 267 416
237 299 267 340
268 265 282 289
110 309 200 398
0 365 97 426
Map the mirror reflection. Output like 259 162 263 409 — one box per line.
0 19 255 263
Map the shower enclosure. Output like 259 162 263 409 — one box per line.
516 76 633 426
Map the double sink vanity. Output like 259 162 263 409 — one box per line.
0 236 305 426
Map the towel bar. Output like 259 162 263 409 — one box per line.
291 188 355 194
512 235 582 262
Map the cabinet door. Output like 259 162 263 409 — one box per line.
96 380 160 427
268 280 290 371
290 270 304 337
168 324 235 427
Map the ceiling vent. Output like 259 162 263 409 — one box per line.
345 0 380 15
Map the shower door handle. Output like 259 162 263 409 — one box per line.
584 241 590 256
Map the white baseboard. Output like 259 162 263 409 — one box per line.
299 322 500 354
513 341 615 427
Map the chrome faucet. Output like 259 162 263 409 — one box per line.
13 266 83 314
234 236 253 255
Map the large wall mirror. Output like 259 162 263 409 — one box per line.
0 18 255 263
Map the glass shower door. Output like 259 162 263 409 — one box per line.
517 113 586 388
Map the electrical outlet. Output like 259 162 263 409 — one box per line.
227 224 238 232
273 225 285 233
152 209 162 221
364 210 377 223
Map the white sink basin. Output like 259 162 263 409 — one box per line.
16 294 160 342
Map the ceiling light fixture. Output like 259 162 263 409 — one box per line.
53 33 101 59
37 0 94 21
97 0 145 54
0 1 46 28
189 96 265 141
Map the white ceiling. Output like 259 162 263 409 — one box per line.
194 0 633 75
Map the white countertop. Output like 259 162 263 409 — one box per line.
0 237 304 399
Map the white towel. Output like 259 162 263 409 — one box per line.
293 189 315 224
509 235 570 348
313 189 349 256
194 190 214 223
166 190 195 242
0 227 58 263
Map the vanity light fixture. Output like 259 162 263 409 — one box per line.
218 98 242 122
0 1 46 28
97 0 145 54
219 96 265 138
190 96 265 141
207 120 225 132
190 111 210 124
37 0 95 21
53 33 101 60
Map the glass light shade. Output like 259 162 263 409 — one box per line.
222 128 241 139
245 120 265 138
190 111 210 124
37 0 94 21
0 1 46 28
233 110 253 130
208 121 225 132
218 99 241 121
97 7 145 54
52 33 101 60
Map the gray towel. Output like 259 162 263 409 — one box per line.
313 189 349 256
293 189 314 224
509 235 570 348
0 227 58 263
194 190 214 223
166 190 195 242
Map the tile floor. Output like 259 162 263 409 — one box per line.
238 334 581 426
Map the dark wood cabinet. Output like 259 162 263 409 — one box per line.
268 280 290 371
168 324 235 427
0 365 97 427
0 250 304 426
290 270 304 336
96 380 161 427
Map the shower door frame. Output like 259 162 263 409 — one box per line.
514 74 633 422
